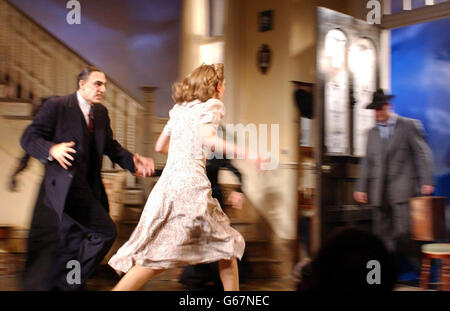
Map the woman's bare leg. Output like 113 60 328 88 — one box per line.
219 258 239 291
112 266 166 291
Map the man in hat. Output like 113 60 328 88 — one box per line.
353 88 434 279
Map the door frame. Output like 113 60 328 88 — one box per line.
381 1 450 30
313 7 382 255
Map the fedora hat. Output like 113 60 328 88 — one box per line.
366 88 395 109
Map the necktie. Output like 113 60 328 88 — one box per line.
88 106 94 133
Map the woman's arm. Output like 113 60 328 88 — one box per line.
201 124 247 159
155 132 170 155
202 128 262 169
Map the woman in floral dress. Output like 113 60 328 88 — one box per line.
109 64 260 291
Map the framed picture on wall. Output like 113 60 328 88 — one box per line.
259 10 274 32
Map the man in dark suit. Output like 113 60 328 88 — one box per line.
20 66 154 290
354 89 434 278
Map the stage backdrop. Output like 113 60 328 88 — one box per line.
391 18 450 227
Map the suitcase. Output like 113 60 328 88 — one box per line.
410 196 447 241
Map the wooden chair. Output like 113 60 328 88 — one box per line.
420 243 450 291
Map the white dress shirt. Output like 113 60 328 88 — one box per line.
48 92 91 162
376 113 398 142
77 91 92 126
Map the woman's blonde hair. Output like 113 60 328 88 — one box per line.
172 63 224 104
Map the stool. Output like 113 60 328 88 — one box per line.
420 243 450 291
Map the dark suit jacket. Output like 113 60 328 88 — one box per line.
20 92 135 220
206 154 243 206
355 116 434 206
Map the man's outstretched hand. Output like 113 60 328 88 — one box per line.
353 191 368 204
133 153 155 177
228 191 245 210
49 141 76 170
421 185 434 196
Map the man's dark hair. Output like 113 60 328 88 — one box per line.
77 66 102 89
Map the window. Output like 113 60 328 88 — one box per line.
200 41 225 64
209 0 225 37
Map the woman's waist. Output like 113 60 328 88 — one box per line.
166 155 205 165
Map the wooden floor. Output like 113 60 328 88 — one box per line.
0 265 424 291
0 267 298 291
0 190 429 292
